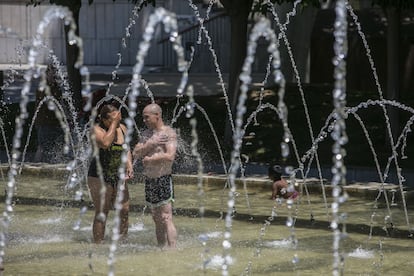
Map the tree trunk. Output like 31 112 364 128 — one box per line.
0 70 3 109
386 6 400 141
221 0 253 145
63 0 82 117
276 3 317 83
402 44 414 93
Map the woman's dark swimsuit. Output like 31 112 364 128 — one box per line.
88 124 125 186
144 175 174 208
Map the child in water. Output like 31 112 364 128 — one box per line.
268 164 299 200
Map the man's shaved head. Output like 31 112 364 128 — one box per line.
143 103 162 115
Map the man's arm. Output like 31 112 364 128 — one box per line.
133 131 171 160
133 135 154 159
126 150 134 179
142 129 177 163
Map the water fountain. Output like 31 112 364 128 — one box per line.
0 0 413 275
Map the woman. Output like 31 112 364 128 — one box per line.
87 104 133 243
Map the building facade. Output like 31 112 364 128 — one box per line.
0 0 231 72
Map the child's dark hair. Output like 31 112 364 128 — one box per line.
268 164 283 181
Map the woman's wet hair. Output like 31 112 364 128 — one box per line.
99 104 118 120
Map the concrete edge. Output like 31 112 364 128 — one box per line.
2 163 413 203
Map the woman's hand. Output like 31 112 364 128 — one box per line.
109 111 122 127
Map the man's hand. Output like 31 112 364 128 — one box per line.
151 133 169 145
125 164 134 180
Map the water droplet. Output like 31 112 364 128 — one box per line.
222 240 231 249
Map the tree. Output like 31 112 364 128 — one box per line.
220 0 253 143
219 0 414 146
371 0 414 140
220 0 321 143
28 0 82 117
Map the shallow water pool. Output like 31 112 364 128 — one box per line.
1 174 413 275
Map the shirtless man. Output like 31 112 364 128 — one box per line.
133 103 178 249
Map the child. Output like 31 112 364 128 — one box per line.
268 164 298 200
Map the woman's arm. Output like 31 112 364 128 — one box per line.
94 111 121 149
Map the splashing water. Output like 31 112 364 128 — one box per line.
1 1 414 275
348 246 375 259
0 6 84 269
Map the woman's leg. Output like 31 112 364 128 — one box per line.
88 177 112 243
118 182 130 240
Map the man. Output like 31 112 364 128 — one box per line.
133 103 178 249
